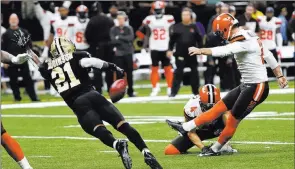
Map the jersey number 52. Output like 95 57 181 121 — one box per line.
52 62 81 93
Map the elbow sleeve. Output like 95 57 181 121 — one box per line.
80 58 105 69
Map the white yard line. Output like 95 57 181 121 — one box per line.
29 155 52 158
11 136 295 145
3 112 294 119
1 88 293 109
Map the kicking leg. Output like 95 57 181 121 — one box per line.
166 85 241 135
1 123 32 169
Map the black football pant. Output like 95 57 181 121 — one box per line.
114 54 134 95
71 90 147 151
171 55 199 95
6 62 38 101
223 82 269 120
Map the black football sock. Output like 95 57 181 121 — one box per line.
93 126 116 148
117 123 148 152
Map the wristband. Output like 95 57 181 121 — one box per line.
276 76 283 79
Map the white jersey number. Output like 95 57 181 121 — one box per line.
51 62 80 93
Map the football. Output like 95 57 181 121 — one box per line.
109 79 127 103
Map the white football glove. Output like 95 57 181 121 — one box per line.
11 53 30 64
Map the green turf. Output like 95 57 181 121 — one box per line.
1 80 294 104
1 85 294 169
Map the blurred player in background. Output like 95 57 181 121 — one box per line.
71 5 90 51
167 13 287 156
1 50 32 169
257 7 283 61
164 84 237 155
51 2 74 39
107 5 130 26
136 1 174 96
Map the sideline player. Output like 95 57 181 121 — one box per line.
71 5 90 51
1 50 33 169
136 1 174 96
164 84 237 155
15 32 162 169
257 7 283 61
166 13 288 156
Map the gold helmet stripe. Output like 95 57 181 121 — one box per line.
55 38 63 56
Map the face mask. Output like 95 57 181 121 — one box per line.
61 15 67 20
111 13 117 18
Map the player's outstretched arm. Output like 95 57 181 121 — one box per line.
188 41 248 57
0 50 30 64
263 48 288 88
80 57 124 76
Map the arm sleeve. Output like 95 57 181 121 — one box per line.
80 57 106 69
0 50 13 63
168 24 176 51
118 26 134 42
34 2 51 40
211 41 248 57
263 47 279 69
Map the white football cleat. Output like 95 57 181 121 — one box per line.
150 87 161 96
166 87 171 96
219 143 238 154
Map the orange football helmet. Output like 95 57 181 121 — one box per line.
199 84 221 105
76 5 89 22
151 1 165 17
212 13 239 40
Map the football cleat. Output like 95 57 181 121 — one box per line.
199 148 221 157
143 152 163 169
150 87 161 97
166 119 187 136
219 143 238 154
116 140 132 169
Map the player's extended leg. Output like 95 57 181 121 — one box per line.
166 85 241 135
72 92 132 169
1 122 33 169
96 95 162 169
205 82 269 156
150 50 161 96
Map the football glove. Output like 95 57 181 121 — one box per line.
11 53 30 64
108 63 124 77
12 29 31 49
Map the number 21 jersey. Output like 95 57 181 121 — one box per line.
142 15 175 51
39 51 93 106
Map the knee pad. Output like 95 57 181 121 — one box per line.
164 144 180 155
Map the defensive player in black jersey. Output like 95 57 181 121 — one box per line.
165 85 237 156
16 32 162 169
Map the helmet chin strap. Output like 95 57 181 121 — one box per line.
78 18 86 23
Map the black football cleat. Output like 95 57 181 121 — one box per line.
143 152 163 169
199 148 221 157
166 119 187 136
116 140 132 169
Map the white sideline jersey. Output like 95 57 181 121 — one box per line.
257 16 282 50
51 16 76 39
143 15 175 51
70 17 90 50
184 95 203 118
211 29 279 84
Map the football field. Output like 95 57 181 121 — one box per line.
1 81 294 169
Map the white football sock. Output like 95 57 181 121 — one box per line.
18 157 32 169
113 140 118 149
211 142 223 152
141 148 150 155
182 120 197 131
